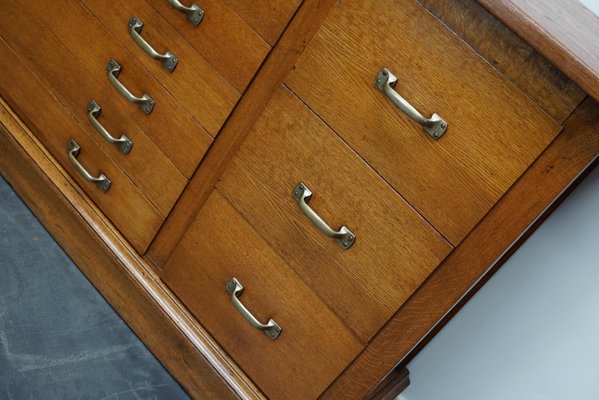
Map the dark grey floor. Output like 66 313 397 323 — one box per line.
0 176 190 400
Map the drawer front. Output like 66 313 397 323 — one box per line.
217 86 452 342
286 0 562 244
81 0 240 136
148 0 270 92
0 1 186 217
163 192 363 400
0 38 162 253
23 0 212 178
223 0 302 45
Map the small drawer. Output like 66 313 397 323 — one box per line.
23 0 212 178
162 191 363 400
223 0 302 45
0 1 187 217
286 0 562 244
81 0 241 136
216 86 452 342
148 0 271 92
0 40 162 253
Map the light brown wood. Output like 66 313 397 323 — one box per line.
147 0 339 268
0 39 162 253
23 0 212 178
217 86 452 342
0 1 186 217
321 98 599 400
81 0 240 136
478 0 599 102
0 98 265 400
163 191 363 400
419 0 586 123
223 0 302 45
286 0 562 245
147 0 270 93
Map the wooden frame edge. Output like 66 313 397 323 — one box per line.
0 99 265 400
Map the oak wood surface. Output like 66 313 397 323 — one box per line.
163 191 363 400
321 98 599 400
23 0 212 178
217 86 452 342
0 99 265 400
418 0 586 123
146 0 270 93
0 1 186 217
0 39 162 253
477 0 599 102
286 0 562 245
147 0 339 268
81 0 240 136
223 0 302 45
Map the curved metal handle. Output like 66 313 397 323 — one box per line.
226 278 281 340
375 68 447 139
128 16 178 73
87 100 133 154
292 183 355 249
67 139 111 192
166 0 205 26
107 59 154 114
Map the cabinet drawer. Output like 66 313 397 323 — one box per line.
22 0 212 178
148 0 270 93
286 0 562 244
81 0 240 136
0 39 162 253
163 192 363 400
0 1 186 217
216 86 452 342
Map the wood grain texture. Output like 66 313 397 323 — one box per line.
321 98 599 400
0 100 265 400
477 0 599 102
217 86 452 342
286 0 562 245
147 0 270 93
0 39 162 253
23 0 212 178
0 1 186 217
82 0 240 136
147 0 338 268
163 191 363 400
223 0 302 45
367 368 410 400
418 0 586 123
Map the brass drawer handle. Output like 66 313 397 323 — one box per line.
226 278 281 340
107 59 155 114
128 16 178 73
67 139 111 192
375 68 447 139
292 182 356 250
166 0 205 26
87 100 133 154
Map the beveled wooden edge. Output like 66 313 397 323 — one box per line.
146 0 338 269
367 367 410 400
476 0 599 101
0 98 265 400
321 98 599 399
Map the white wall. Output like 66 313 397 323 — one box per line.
399 165 599 400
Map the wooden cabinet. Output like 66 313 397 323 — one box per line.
1 0 597 399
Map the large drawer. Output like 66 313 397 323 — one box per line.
216 86 452 342
0 38 162 253
286 0 562 244
162 191 363 400
23 0 212 178
0 1 186 217
81 0 240 136
148 0 270 92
